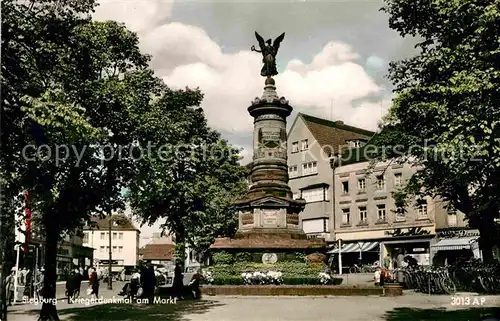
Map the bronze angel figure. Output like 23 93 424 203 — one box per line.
251 32 285 77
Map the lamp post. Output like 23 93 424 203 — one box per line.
107 215 112 290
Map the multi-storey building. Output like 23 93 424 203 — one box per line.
83 215 140 273
287 113 373 241
328 142 481 269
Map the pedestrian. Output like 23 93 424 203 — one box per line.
172 262 184 300
35 268 44 299
383 254 391 269
74 269 82 298
66 270 76 303
5 269 15 306
189 269 202 299
143 264 156 304
128 268 141 298
88 268 99 299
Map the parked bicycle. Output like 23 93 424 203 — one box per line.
400 260 500 295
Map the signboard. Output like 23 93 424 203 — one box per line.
436 229 480 238
263 210 278 225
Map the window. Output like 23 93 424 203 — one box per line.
100 232 105 240
300 139 308 151
118 232 123 240
113 232 117 240
394 173 402 186
83 232 88 243
417 202 428 219
395 207 406 221
341 181 349 194
447 210 457 226
292 142 299 153
342 208 350 225
99 246 105 253
302 161 317 175
112 246 117 253
288 165 298 178
118 246 123 253
348 140 364 148
358 207 367 223
377 204 386 221
301 188 325 202
357 178 366 192
106 246 110 252
376 175 385 191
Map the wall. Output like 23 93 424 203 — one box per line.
333 161 453 241
288 116 332 224
83 229 139 268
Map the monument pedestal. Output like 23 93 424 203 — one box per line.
211 77 325 261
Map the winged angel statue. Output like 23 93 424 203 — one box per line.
251 32 285 77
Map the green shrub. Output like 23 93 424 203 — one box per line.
207 261 326 279
235 252 252 262
212 276 245 285
293 252 307 263
212 252 235 265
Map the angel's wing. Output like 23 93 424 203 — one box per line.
272 32 285 52
255 31 265 50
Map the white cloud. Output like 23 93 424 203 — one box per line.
93 1 390 165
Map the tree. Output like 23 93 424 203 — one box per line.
126 88 248 263
1 1 164 319
372 0 500 262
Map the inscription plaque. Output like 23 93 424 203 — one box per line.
262 253 278 264
263 209 278 225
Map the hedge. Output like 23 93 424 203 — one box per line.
203 276 342 286
206 262 326 278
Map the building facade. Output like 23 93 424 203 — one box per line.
83 215 140 273
287 113 373 241
328 146 483 269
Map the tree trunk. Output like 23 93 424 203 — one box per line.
478 222 496 264
38 224 59 321
0 198 16 321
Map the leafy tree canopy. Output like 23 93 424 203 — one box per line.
372 0 500 261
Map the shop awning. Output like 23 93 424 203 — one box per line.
431 236 479 251
327 241 379 254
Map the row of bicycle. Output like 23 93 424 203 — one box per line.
395 262 500 294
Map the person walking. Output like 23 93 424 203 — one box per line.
5 270 16 306
172 262 184 300
88 268 99 299
74 269 83 298
143 264 156 304
65 270 76 303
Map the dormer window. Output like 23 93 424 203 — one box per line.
347 140 366 148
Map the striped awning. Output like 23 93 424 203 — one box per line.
327 241 379 254
431 236 479 251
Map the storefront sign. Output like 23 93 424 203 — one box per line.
385 227 431 237
436 229 480 238
57 247 70 256
263 210 278 225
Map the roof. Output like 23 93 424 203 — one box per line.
139 243 175 261
336 133 380 166
84 215 140 232
296 113 375 156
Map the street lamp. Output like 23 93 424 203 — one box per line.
107 215 127 290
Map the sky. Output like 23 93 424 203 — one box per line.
92 0 418 242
